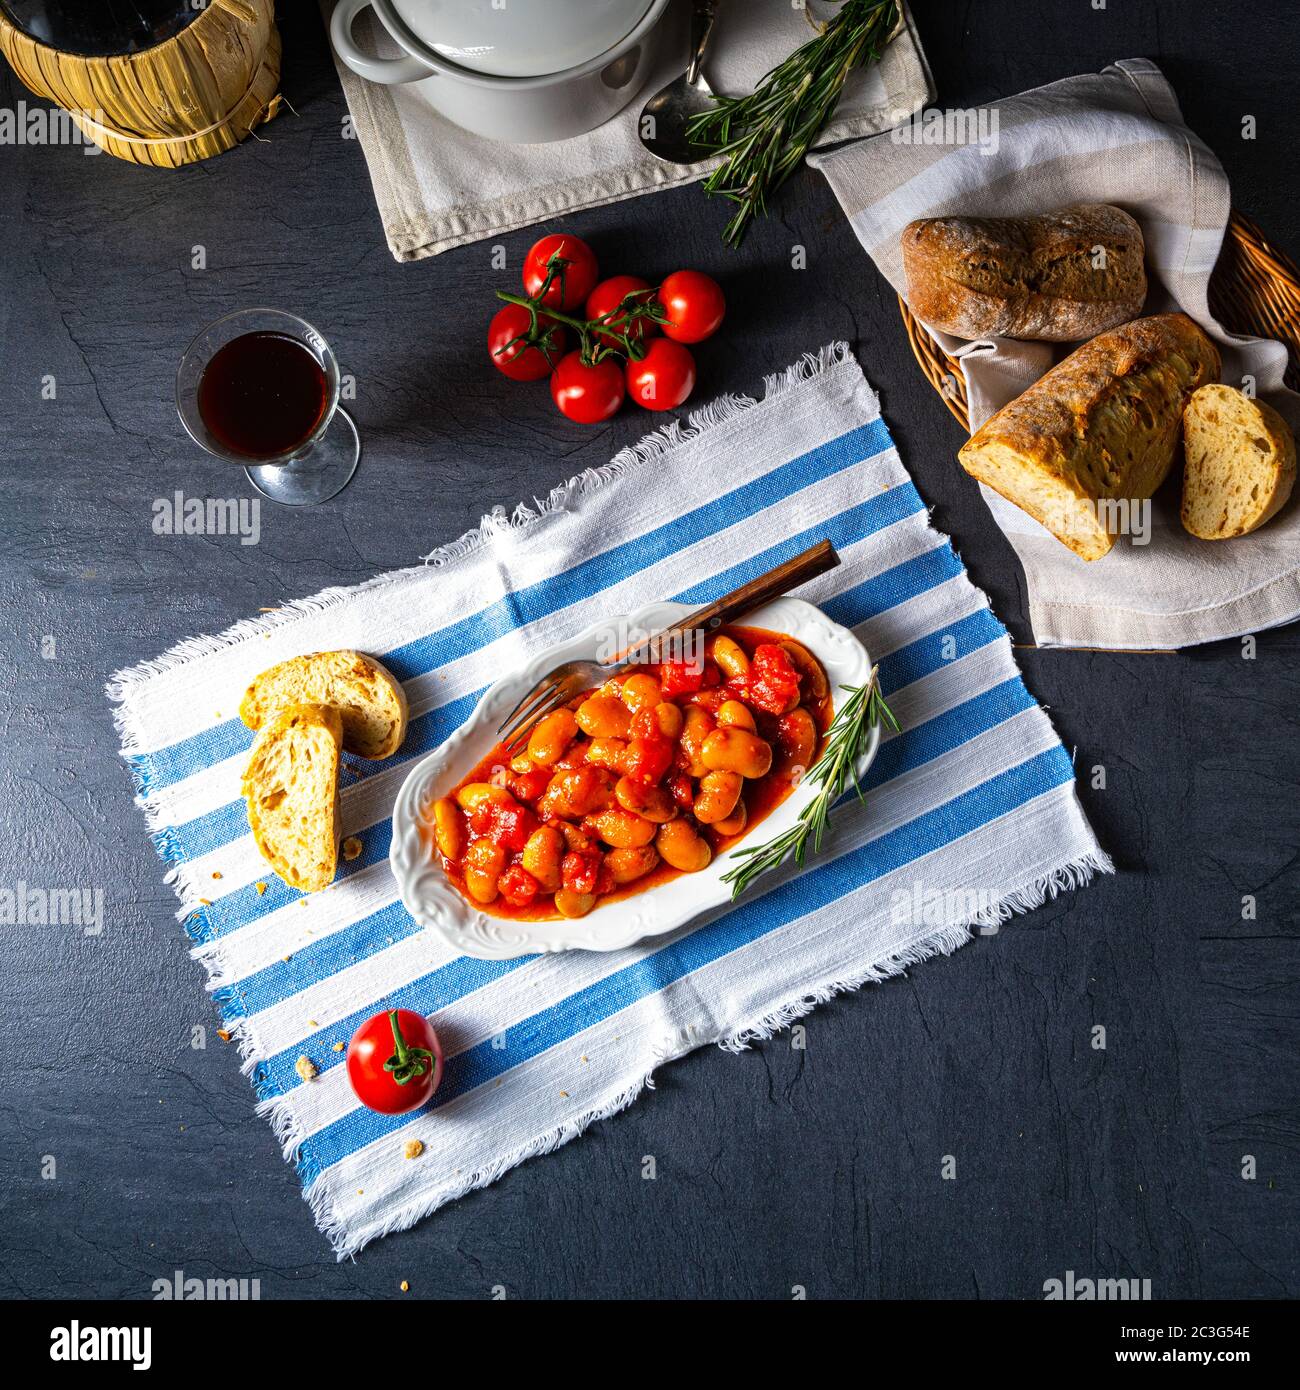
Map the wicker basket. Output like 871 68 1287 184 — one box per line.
0 0 281 167
899 208 1300 433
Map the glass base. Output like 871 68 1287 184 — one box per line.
244 407 360 505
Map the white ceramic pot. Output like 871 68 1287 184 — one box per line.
330 0 673 144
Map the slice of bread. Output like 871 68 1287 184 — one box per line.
242 703 342 893
240 650 407 759
1181 385 1297 540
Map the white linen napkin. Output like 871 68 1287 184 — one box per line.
811 58 1300 651
321 0 933 260
107 343 1109 1257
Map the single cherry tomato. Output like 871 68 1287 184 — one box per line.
488 304 566 381
657 270 726 343
551 351 625 424
346 1008 443 1115
585 275 658 348
626 338 696 412
522 233 599 310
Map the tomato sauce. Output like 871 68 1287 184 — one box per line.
428 626 832 922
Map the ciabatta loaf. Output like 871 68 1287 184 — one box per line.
242 703 342 893
240 650 407 759
902 205 1147 341
1180 385 1296 540
958 314 1220 561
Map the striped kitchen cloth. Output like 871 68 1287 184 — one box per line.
108 342 1111 1258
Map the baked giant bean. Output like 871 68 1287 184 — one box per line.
432 797 466 861
656 819 711 872
521 825 565 892
605 845 659 884
576 695 631 739
716 699 756 732
614 777 677 823
527 708 579 766
710 634 750 680
586 807 657 848
692 770 743 824
702 727 773 779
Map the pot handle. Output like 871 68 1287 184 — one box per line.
330 0 432 85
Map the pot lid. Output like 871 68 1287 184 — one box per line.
388 0 654 79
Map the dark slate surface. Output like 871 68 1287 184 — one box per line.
1 1 1296 1300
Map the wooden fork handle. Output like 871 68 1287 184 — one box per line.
623 539 840 666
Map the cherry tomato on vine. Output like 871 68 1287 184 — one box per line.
522 233 599 311
657 270 726 343
585 275 658 348
346 1008 443 1115
487 304 566 381
626 338 696 412
550 351 625 423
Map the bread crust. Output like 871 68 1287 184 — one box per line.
958 313 1221 560
240 649 408 760
903 204 1147 341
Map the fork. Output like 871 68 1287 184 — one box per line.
497 539 841 750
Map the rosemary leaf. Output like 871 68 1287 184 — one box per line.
688 0 900 246
720 666 898 900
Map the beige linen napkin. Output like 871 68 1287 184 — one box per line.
321 0 933 261
811 58 1300 650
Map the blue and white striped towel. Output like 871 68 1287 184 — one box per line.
108 343 1111 1257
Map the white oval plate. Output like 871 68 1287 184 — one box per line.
390 597 878 960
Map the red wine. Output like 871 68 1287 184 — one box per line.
197 332 329 460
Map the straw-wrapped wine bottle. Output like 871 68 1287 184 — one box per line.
0 0 281 166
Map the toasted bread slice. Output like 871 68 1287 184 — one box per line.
1180 385 1296 540
240 650 407 759
242 703 342 893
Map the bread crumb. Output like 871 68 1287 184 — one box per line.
559 1090 569 1098
198 898 212 906
282 955 291 963
404 1140 424 1160
295 1056 318 1082
211 871 222 880
342 836 363 861
332 1041 345 1052
400 1280 409 1292
308 1019 318 1028
216 1028 232 1043
255 882 268 895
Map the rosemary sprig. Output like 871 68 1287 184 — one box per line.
720 666 900 900
687 0 900 247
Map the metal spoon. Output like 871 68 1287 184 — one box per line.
639 0 722 165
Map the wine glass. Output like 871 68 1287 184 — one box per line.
176 308 360 506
